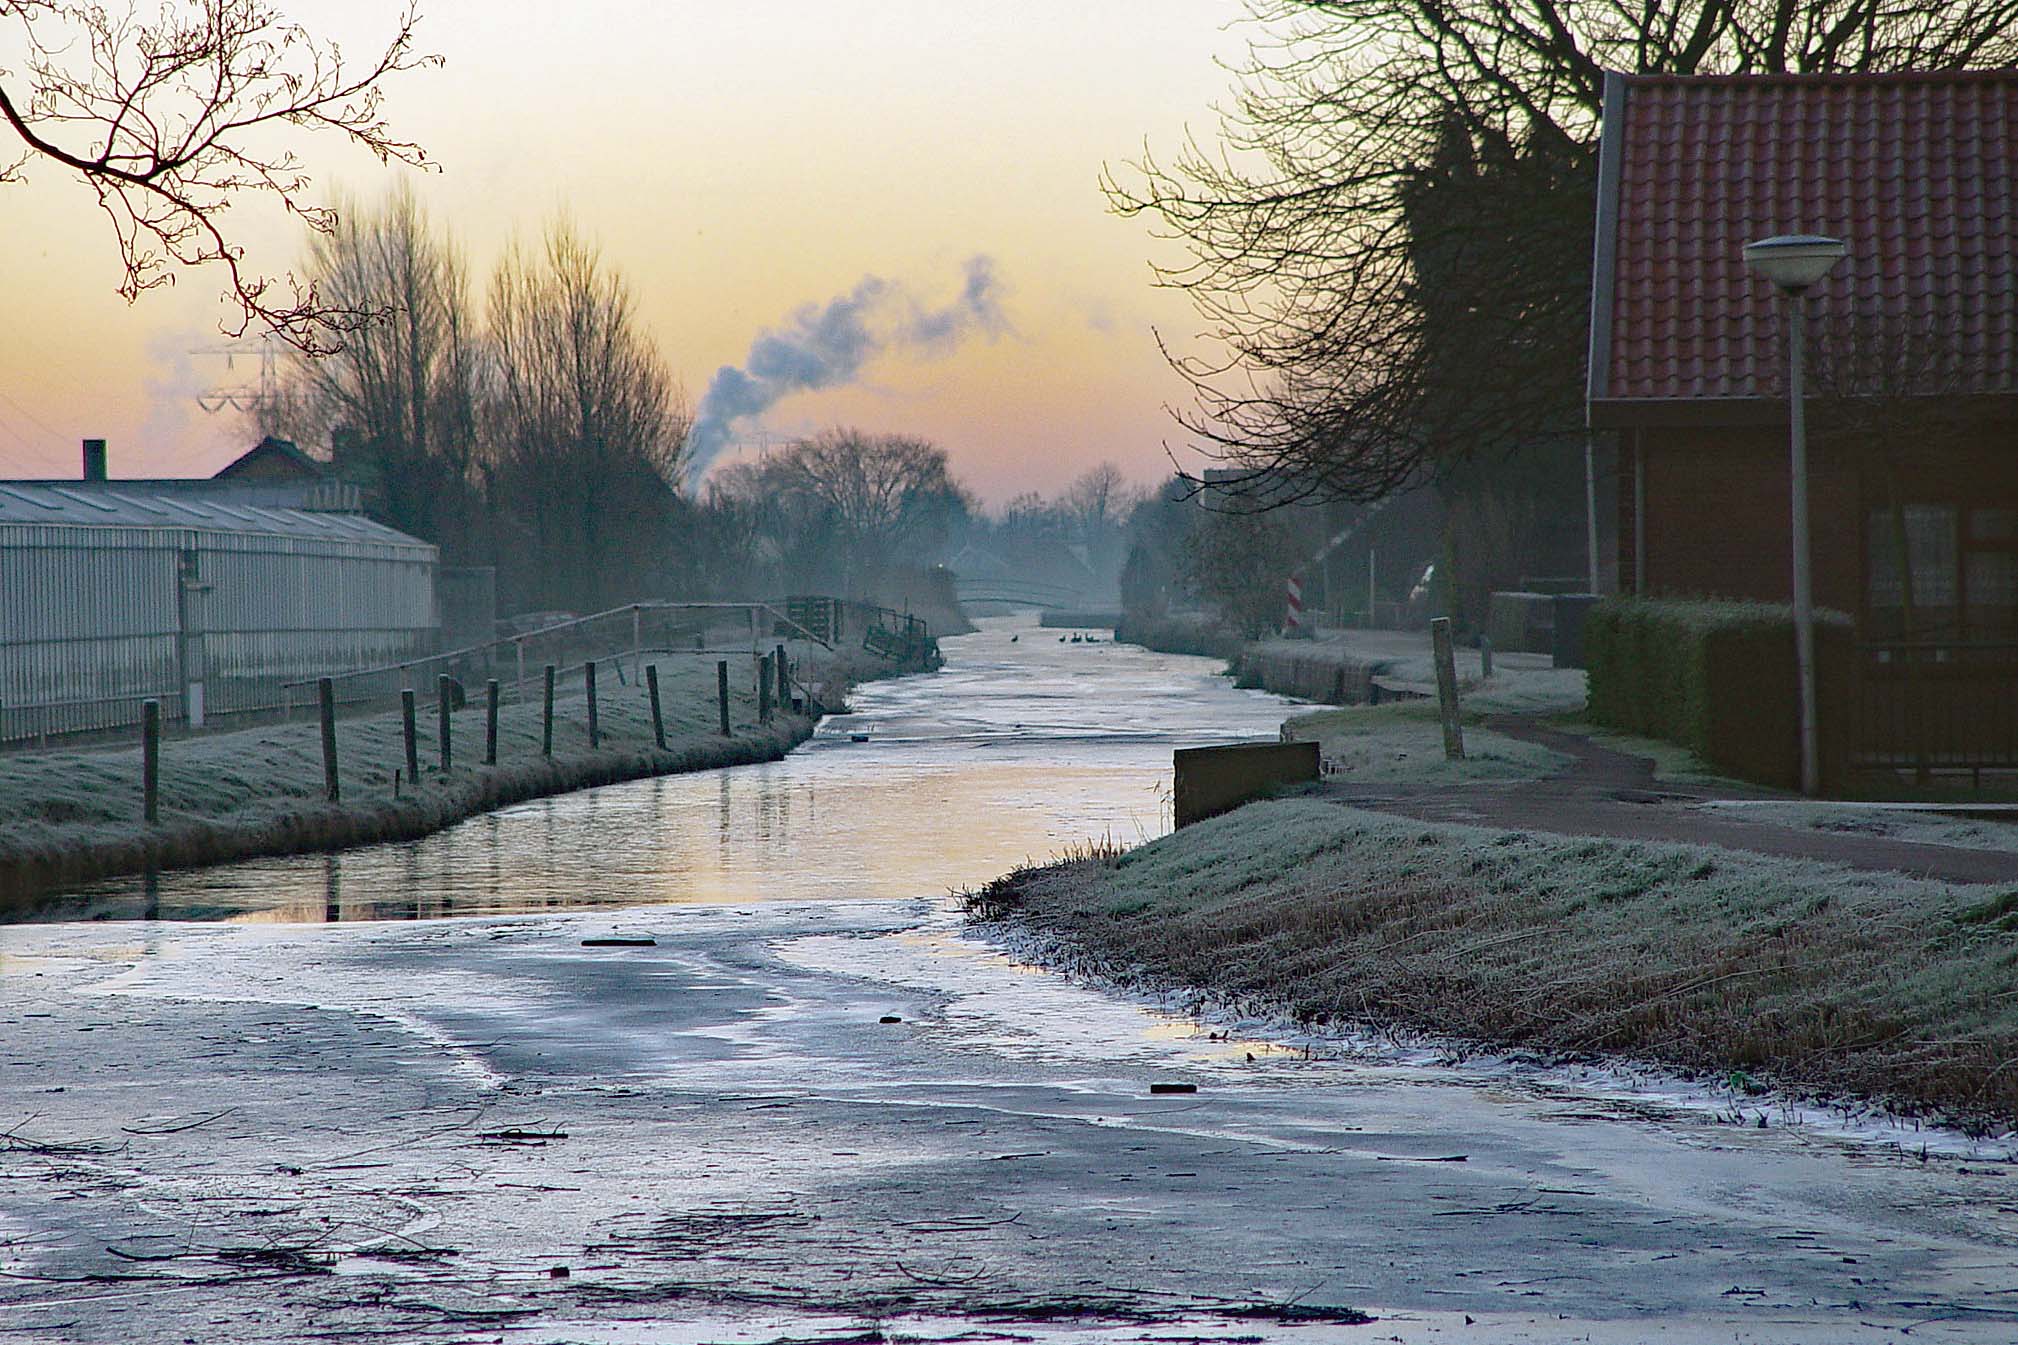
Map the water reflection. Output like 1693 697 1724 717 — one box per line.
34 616 1296 924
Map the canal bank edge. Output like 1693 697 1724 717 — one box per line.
1114 615 1404 705
0 715 817 911
966 797 2018 1135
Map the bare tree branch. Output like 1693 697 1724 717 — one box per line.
1110 0 2018 507
0 1 441 351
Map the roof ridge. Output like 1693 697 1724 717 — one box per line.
1590 68 2018 420
1617 68 2018 89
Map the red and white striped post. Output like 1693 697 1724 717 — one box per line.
1284 572 1305 637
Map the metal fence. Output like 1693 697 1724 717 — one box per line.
1850 640 2018 781
780 594 935 664
277 601 837 721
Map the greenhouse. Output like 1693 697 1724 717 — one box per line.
0 481 437 741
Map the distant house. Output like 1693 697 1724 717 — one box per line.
212 435 327 484
1586 70 2018 773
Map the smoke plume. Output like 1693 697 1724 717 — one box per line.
684 255 1008 479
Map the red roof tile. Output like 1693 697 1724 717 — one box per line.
1588 71 2018 420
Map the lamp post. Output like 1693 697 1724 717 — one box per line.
1742 234 1847 797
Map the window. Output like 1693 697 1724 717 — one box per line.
1972 508 2018 543
1868 504 1958 610
1966 509 2018 637
1869 503 2018 640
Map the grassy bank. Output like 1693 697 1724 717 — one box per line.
1284 701 1569 783
968 798 2018 1131
0 655 830 908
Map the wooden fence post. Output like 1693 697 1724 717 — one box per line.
142 698 160 824
717 659 731 736
485 679 500 765
1430 616 1465 761
318 678 339 802
775 643 790 710
437 674 453 773
401 688 420 783
646 664 666 749
585 659 600 749
1479 634 1494 681
542 664 556 757
757 654 772 722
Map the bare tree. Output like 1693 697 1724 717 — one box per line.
1059 462 1131 534
486 218 688 612
265 183 483 551
1108 0 2018 507
715 429 969 599
1179 504 1324 639
1057 460 1148 587
705 458 834 597
0 1 439 349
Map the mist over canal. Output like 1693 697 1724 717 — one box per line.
61 616 1298 923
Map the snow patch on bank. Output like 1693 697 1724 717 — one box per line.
76 922 522 1091
784 903 2018 1163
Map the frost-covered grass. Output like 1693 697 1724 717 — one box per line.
0 653 833 904
1462 665 1589 714
1372 654 1589 716
1694 800 2018 856
1282 701 1569 783
969 797 2018 1129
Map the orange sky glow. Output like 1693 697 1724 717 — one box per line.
0 2 1252 503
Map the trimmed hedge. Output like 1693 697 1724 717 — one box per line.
1584 598 1854 790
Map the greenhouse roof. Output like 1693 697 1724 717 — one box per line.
0 481 429 548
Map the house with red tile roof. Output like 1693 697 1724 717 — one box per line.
1586 69 2018 774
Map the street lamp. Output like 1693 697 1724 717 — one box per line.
1743 233 1847 797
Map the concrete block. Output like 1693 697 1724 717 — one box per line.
1486 591 1556 654
1552 593 1601 669
1173 740 1321 828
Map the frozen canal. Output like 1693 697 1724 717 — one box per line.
33 616 1292 924
2 616 2015 1343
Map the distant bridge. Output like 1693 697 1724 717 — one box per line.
954 578 1089 608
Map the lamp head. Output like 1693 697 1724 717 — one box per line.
1742 235 1848 293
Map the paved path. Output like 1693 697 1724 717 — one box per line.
1325 718 2018 884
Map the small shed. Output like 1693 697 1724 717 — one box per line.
1 481 437 740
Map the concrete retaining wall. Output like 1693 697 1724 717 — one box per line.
1234 645 1380 704
1039 610 1123 629
1115 615 1245 661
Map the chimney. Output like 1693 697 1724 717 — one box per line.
81 438 108 482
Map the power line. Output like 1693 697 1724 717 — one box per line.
190 335 278 418
0 387 73 474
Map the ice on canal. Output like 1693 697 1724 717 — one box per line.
54 615 1295 923
4 615 2016 1344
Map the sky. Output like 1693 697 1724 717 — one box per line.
0 2 1254 503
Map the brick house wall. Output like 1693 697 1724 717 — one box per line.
1620 422 2018 634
